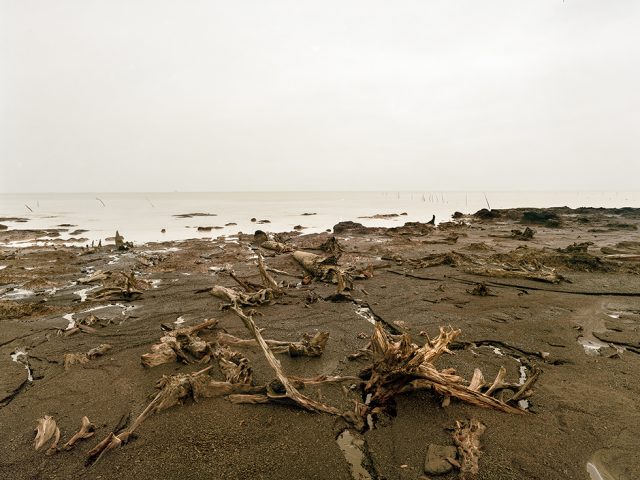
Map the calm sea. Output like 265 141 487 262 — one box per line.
1 191 639 246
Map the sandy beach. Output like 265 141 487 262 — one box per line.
1 206 639 480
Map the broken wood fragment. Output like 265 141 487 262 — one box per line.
260 240 294 253
141 319 218 368
63 416 96 450
64 344 112 370
210 285 275 308
452 419 486 480
34 416 58 451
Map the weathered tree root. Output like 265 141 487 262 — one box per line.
90 271 146 301
87 364 263 465
63 416 96 450
452 418 486 480
34 416 59 455
210 285 276 308
216 331 330 357
228 304 346 417
361 324 528 420
141 319 218 368
63 344 112 370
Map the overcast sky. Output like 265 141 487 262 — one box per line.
1 1 639 193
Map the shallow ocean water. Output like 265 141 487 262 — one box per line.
1 191 638 246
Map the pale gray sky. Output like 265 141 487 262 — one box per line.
1 1 639 192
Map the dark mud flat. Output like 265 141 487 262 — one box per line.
1 207 640 480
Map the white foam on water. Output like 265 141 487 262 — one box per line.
2 288 35 300
175 316 185 325
492 347 504 356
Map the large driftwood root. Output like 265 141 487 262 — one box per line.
361 324 529 421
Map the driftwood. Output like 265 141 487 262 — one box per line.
87 365 264 465
228 305 346 419
64 344 112 370
318 236 344 255
293 251 339 282
91 271 145 300
63 416 96 450
141 319 218 368
257 253 281 293
210 285 275 308
260 240 294 253
361 324 526 420
77 269 109 284
216 331 330 357
34 416 60 455
452 419 486 480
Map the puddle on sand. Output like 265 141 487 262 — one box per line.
10 348 33 382
336 430 373 480
355 307 376 325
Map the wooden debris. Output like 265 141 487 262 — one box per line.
141 319 217 368
77 269 109 284
34 416 59 454
467 283 494 296
228 305 346 418
63 416 96 450
114 230 132 250
361 324 526 421
91 271 145 300
257 253 281 293
511 227 535 241
260 240 294 253
63 344 112 370
87 365 263 465
318 236 344 255
216 331 330 358
452 419 486 480
210 285 275 308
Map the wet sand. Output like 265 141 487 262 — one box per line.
1 207 639 480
